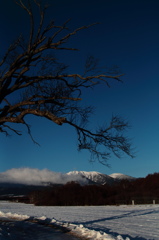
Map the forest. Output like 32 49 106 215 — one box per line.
28 172 159 206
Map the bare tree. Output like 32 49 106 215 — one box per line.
0 0 134 165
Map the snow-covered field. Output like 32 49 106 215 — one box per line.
0 201 159 240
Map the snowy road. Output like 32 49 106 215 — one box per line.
0 218 82 240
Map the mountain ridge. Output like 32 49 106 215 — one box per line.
109 173 136 181
0 170 136 197
67 171 135 185
0 168 136 188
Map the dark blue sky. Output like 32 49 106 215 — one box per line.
0 0 159 177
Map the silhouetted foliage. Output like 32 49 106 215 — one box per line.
28 173 159 206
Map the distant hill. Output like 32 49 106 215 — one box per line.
67 171 115 185
0 169 136 197
109 173 136 181
28 172 159 206
2 171 159 206
67 171 135 185
0 183 47 196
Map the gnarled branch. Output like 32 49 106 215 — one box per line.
0 0 134 164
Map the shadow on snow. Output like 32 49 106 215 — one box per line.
71 209 158 240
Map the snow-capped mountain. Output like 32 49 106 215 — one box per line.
109 173 136 181
0 168 136 189
67 171 136 185
67 171 114 185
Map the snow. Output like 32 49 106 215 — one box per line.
109 173 135 181
67 171 101 176
0 217 79 240
0 201 159 239
67 171 114 185
0 168 135 186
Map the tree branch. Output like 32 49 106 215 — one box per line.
0 0 134 165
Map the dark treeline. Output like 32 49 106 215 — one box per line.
29 173 159 206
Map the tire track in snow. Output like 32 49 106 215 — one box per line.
0 219 84 240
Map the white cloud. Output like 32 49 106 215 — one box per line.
0 168 88 186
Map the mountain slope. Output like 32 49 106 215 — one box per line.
67 171 114 185
109 173 136 181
